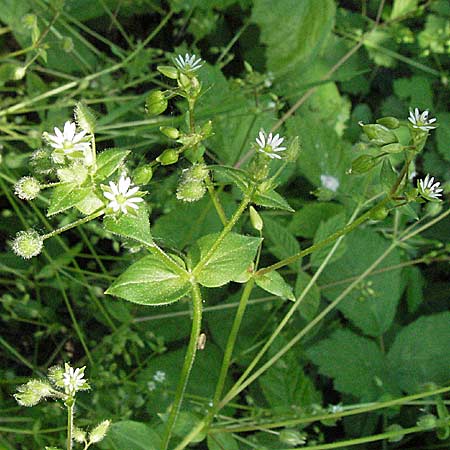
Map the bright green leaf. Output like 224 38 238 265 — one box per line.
295 270 320 322
95 148 130 181
47 183 91 216
207 432 239 450
255 271 295 301
252 189 294 212
99 421 161 450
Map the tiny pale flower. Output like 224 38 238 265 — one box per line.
63 364 88 395
255 130 286 159
408 108 437 131
417 174 443 202
14 176 41 200
103 175 144 214
46 121 91 154
12 230 43 259
320 174 339 192
153 370 166 383
174 53 204 73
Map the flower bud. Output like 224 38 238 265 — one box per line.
157 65 178 79
387 424 405 443
249 154 269 181
417 414 437 430
14 380 53 407
279 429 306 446
249 206 263 231
160 126 180 139
75 101 96 134
133 165 153 185
73 427 87 443
146 91 168 116
12 66 26 80
48 365 65 388
201 120 213 138
381 143 404 154
285 136 300 162
183 163 209 182
12 230 44 259
178 73 191 90
157 149 179 165
348 154 379 175
359 123 398 145
176 179 206 202
89 419 111 443
370 206 389 221
376 117 400 129
14 176 41 200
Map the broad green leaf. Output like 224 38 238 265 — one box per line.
252 0 336 74
391 0 418 19
310 213 347 268
255 271 295 301
105 255 190 306
393 76 433 109
387 312 450 393
436 112 450 162
404 266 424 313
263 217 301 269
307 329 399 400
207 432 239 450
210 165 250 193
172 412 205 443
76 190 104 215
95 148 130 181
289 202 344 238
103 205 153 247
319 229 402 336
99 421 161 450
192 232 261 288
295 270 320 322
47 183 91 216
252 189 294 212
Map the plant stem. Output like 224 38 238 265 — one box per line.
67 402 74 450
161 282 203 450
205 174 228 226
192 196 250 277
148 243 189 278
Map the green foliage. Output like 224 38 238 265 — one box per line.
100 421 161 450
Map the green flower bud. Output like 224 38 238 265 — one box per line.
381 143 404 154
160 126 180 139
89 420 111 443
133 165 153 185
14 380 53 407
157 149 179 165
157 65 178 79
184 144 206 163
62 37 74 53
178 73 191 90
249 206 263 231
48 365 64 388
387 424 405 443
359 123 398 145
201 120 213 138
249 153 270 181
73 427 87 443
183 163 209 182
376 117 400 129
75 101 96 134
14 176 41 200
12 66 26 80
176 179 206 202
146 91 168 116
370 206 389 221
279 429 306 446
417 414 437 430
285 136 300 162
12 230 44 259
348 154 379 175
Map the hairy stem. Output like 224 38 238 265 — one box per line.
67 402 74 450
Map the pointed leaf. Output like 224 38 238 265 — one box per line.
253 189 294 212
95 148 130 181
255 270 295 301
47 183 91 216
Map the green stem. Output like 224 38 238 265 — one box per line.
205 174 228 226
192 196 251 277
67 402 74 450
148 243 188 278
161 283 203 450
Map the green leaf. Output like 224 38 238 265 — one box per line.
95 148 130 181
391 0 418 19
105 255 190 306
47 183 91 216
210 165 250 193
295 270 320 322
251 0 336 74
307 329 399 400
76 190 104 215
380 158 397 192
319 229 402 336
387 312 450 394
404 266 424 313
103 205 153 247
192 232 261 288
436 112 450 162
207 432 239 450
252 189 294 212
255 271 295 301
99 421 161 450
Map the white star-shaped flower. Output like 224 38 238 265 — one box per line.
46 121 91 155
103 175 144 214
255 130 286 159
320 174 339 192
417 174 443 202
408 108 437 131
174 53 204 73
63 364 87 395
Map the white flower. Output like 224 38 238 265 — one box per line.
255 130 286 159
417 174 443 202
153 370 166 383
103 175 144 214
46 121 91 154
147 381 156 392
320 174 339 192
174 53 204 73
63 364 87 395
408 108 437 131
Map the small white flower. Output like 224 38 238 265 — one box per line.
328 404 344 414
153 370 166 383
255 130 286 159
46 121 91 155
63 364 87 395
103 175 144 214
417 174 443 202
147 381 156 392
408 108 437 131
320 174 339 192
174 53 204 73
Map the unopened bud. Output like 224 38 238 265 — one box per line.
133 165 153 184
249 206 263 231
146 91 168 116
12 230 44 259
359 123 398 145
417 414 437 430
201 120 213 138
89 419 111 443
14 176 41 200
176 179 206 202
370 206 389 221
160 126 180 139
75 101 96 134
285 136 300 162
14 380 53 407
279 429 306 446
348 154 379 174
157 65 178 79
387 424 405 443
376 117 400 129
48 365 64 388
157 149 179 165
178 73 191 90
183 163 209 182
73 427 87 443
381 143 404 154
12 66 26 80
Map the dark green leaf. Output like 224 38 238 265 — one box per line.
95 148 130 181
99 421 161 450
252 189 294 212
255 271 295 301
47 183 91 216
207 432 239 450
295 270 320 322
